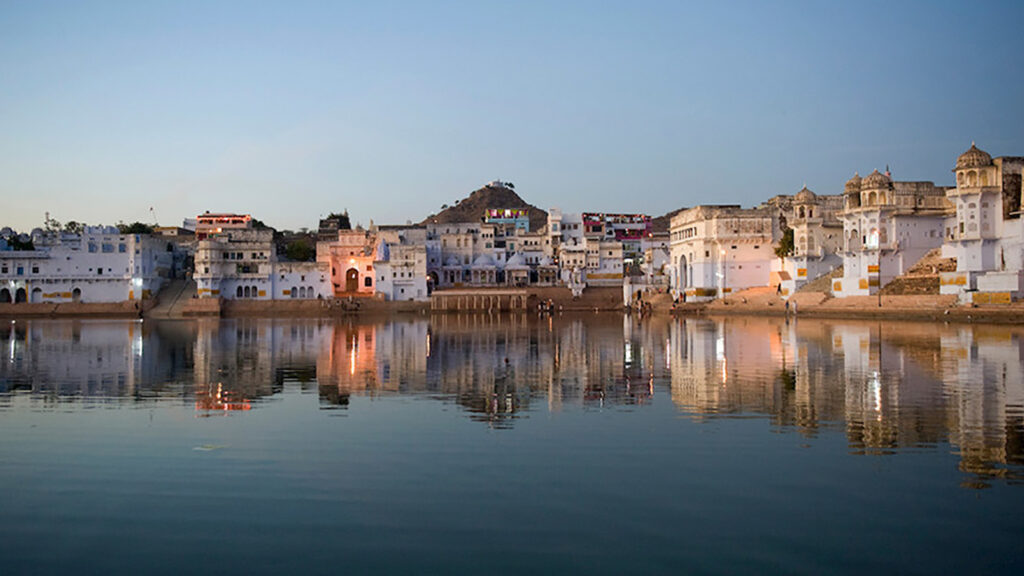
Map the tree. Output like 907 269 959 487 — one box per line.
8 235 34 251
117 222 154 234
774 227 794 260
284 238 315 262
64 221 84 235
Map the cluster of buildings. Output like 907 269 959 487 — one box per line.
667 143 1024 303
3 146 1023 306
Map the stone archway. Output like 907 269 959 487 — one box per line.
345 268 359 292
15 288 27 303
31 288 42 303
0 288 10 303
72 288 82 303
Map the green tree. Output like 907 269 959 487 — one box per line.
64 221 84 234
9 236 34 250
117 221 154 234
774 227 794 260
285 238 315 262
326 211 351 230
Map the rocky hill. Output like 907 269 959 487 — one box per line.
651 208 686 234
420 182 548 231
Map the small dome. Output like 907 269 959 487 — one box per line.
538 255 554 267
444 255 461 268
504 253 528 270
844 172 862 194
861 169 891 189
794 186 817 204
471 254 497 269
956 143 993 170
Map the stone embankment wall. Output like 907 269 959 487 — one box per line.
0 300 152 318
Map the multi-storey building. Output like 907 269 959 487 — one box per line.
194 212 253 240
194 228 330 300
0 226 172 304
668 206 775 301
940 144 1024 302
762 187 844 295
832 171 951 298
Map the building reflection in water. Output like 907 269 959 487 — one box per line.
1 314 1022 485
667 315 1024 487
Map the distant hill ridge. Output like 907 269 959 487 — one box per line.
420 181 684 235
420 182 548 231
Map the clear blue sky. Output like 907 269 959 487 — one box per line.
2 0 1023 232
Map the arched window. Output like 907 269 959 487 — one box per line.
0 288 10 303
251 286 258 298
364 277 372 287
237 286 244 298
291 286 298 298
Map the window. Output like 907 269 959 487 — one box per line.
364 278 372 287
118 244 126 253
97 268 103 275
17 266 24 275
32 266 38 274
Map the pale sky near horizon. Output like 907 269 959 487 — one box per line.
2 0 1023 232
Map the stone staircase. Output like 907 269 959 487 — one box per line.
880 248 956 296
146 279 196 319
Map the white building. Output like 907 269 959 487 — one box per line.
833 171 951 298
194 228 330 300
669 206 775 301
372 231 429 301
1 226 172 304
940 144 1024 302
767 187 844 296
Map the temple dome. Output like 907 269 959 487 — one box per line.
862 169 891 189
956 143 993 170
794 186 817 204
504 253 528 270
471 254 497 269
844 173 861 194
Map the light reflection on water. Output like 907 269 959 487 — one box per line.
1 315 1023 483
1 314 1023 573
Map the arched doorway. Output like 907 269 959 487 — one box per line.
428 271 438 295
0 288 10 303
678 255 688 291
72 288 82 303
31 288 42 303
15 288 27 303
345 268 359 292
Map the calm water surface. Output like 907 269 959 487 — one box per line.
1 314 1022 575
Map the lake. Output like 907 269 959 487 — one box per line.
1 314 1022 575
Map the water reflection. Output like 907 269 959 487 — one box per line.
1 314 1022 486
